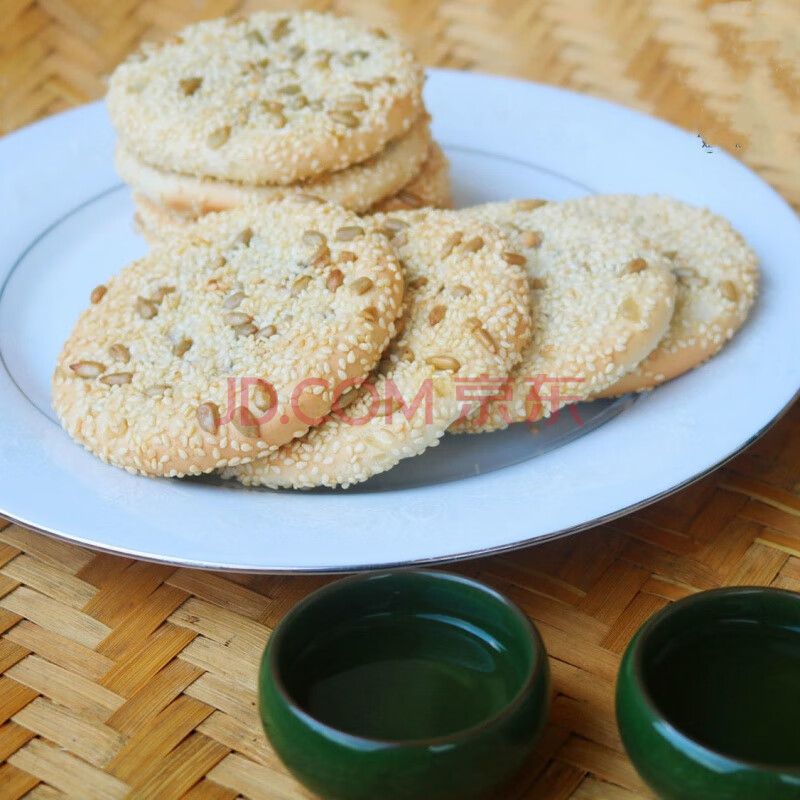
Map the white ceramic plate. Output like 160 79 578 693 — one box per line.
1 69 798 572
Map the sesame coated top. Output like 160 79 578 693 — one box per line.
231 208 531 489
52 198 404 477
454 200 678 432
107 11 425 184
561 195 759 394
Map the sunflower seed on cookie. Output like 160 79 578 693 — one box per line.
229 209 531 489
107 11 425 185
53 199 404 477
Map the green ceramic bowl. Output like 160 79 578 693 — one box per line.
259 570 551 800
617 587 800 800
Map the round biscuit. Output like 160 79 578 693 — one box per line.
230 209 531 489
560 195 759 396
451 200 678 434
117 116 432 216
107 11 425 184
53 199 404 477
369 142 452 213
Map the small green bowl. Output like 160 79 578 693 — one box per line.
617 587 800 800
259 570 551 800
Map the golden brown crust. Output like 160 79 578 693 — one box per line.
369 142 452 213
118 116 432 216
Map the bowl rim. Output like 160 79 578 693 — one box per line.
262 568 548 748
629 585 800 775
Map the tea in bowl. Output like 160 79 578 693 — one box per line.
617 587 800 800
259 570 551 800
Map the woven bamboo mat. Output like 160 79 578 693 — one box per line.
1 1 799 798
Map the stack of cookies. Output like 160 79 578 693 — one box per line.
106 12 452 244
52 10 761 491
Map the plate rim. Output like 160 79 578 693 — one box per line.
0 401 793 574
1 67 799 572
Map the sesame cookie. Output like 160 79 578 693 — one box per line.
107 11 425 184
370 142 452 213
53 199 404 477
230 209 531 489
117 116 432 216
560 195 759 396
451 200 678 434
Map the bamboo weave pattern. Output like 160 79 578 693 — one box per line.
1 1 799 797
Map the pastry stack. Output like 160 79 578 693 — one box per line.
107 12 452 243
